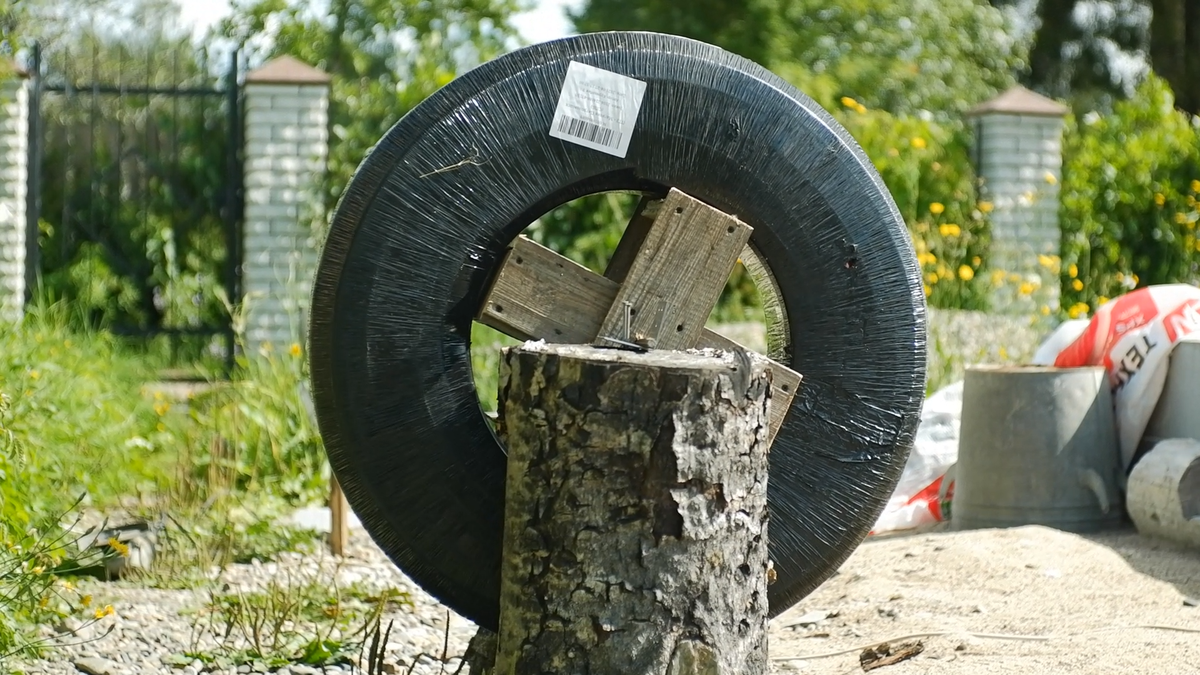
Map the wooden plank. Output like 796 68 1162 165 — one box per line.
594 189 753 350
603 196 661 284
477 236 800 443
478 238 615 343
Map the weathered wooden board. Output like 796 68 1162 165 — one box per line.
594 189 753 350
478 235 799 442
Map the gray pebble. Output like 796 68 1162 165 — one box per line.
75 657 121 675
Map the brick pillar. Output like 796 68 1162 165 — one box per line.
0 71 28 322
967 86 1069 316
242 56 330 349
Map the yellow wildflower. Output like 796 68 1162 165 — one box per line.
109 540 130 558
93 605 115 619
157 423 166 433
1040 305 1051 316
1008 273 1023 283
1192 179 1200 193
39 596 49 608
978 201 994 214
929 202 945 215
923 284 931 297
31 565 44 575
29 370 38 380
855 103 867 114
991 270 1006 285
81 594 92 607
1188 195 1197 207
1133 273 1140 284
1097 296 1109 306
1176 212 1188 225
958 265 975 281
1018 282 1035 296
840 96 858 109
1068 263 1078 278
153 401 170 417
290 343 303 357
1044 172 1057 185
63 581 75 592
999 347 1009 360
1072 279 1084 291
1038 254 1056 268
911 137 927 149
1155 193 1166 206
939 223 961 237
1068 302 1090 320
972 256 981 266
925 272 938 284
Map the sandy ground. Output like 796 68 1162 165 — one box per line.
768 524 1200 674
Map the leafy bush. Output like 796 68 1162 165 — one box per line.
0 303 176 531
1060 74 1200 315
828 100 993 311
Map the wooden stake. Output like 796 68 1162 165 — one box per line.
491 343 771 675
330 476 348 556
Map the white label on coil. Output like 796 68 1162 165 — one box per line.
549 61 646 158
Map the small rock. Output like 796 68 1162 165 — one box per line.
971 605 986 614
778 659 807 671
877 607 899 619
789 610 832 627
290 666 319 675
1184 597 1199 607
237 666 251 674
75 657 120 675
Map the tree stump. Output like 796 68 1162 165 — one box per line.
492 342 772 675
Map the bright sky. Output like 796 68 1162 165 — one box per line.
175 0 579 45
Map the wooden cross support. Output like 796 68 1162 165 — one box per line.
479 188 801 444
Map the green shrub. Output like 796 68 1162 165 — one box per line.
826 100 993 311
1060 73 1200 316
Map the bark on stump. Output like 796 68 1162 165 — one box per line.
491 343 772 675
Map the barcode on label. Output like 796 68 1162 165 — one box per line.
555 115 620 150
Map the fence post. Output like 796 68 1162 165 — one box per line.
242 56 331 350
967 86 1069 316
0 62 29 323
491 343 772 674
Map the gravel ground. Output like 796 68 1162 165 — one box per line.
13 520 1200 675
13 528 477 675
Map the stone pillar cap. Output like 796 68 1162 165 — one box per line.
246 56 330 86
967 86 1069 118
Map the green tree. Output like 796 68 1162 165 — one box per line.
570 0 783 67
1059 74 1200 314
218 0 525 211
572 0 1025 115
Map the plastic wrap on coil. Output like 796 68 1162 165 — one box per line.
308 31 927 630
